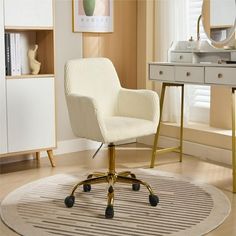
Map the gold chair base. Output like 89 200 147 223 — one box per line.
65 143 159 218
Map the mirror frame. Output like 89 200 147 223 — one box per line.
202 0 236 47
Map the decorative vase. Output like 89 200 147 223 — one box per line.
83 0 96 16
28 44 41 75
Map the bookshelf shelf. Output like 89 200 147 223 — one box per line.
6 74 55 79
4 29 54 76
0 0 56 167
5 26 54 31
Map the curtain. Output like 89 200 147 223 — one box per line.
155 0 189 123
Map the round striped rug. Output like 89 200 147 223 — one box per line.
0 169 230 236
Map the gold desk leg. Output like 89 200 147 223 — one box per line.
150 83 184 168
179 84 184 162
47 149 56 167
150 83 166 168
232 88 236 193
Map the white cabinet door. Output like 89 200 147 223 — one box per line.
4 0 53 27
7 78 56 153
0 0 7 154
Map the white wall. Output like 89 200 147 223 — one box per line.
210 0 236 27
54 0 99 155
55 0 82 141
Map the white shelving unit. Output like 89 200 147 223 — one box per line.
0 0 7 154
0 0 56 166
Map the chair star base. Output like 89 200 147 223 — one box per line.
64 144 159 219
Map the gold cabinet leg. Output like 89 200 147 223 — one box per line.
150 83 166 168
232 88 236 193
35 152 40 162
47 149 56 167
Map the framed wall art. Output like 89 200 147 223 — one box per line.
73 0 113 33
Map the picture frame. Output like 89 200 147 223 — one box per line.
72 0 113 33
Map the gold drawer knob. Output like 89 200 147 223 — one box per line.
186 72 191 77
218 73 223 79
159 70 163 75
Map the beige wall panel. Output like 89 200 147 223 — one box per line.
83 0 137 89
160 124 232 150
210 86 231 129
202 0 210 36
137 0 155 90
137 0 146 89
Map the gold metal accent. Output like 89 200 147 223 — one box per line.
156 146 180 154
70 176 108 196
232 88 236 193
35 152 40 162
180 84 184 162
108 143 116 174
89 172 105 177
68 144 157 204
197 14 202 41
150 83 184 168
150 83 166 168
118 171 132 177
107 188 114 206
116 175 155 195
47 150 56 167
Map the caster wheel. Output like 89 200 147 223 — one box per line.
132 183 140 191
64 195 75 208
105 205 114 219
83 184 91 192
149 194 159 206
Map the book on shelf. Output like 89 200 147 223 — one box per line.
4 33 11 76
15 33 21 75
4 32 21 76
9 33 16 76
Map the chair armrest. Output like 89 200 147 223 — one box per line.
66 93 105 142
118 88 160 123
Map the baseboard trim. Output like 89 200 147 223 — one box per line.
138 135 232 166
54 138 100 156
1 136 232 166
0 138 100 164
0 138 137 165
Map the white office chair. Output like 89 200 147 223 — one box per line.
64 58 160 218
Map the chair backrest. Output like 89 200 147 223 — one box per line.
65 58 121 116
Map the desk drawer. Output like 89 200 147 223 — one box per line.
205 67 236 85
149 65 174 82
170 52 193 63
175 66 204 83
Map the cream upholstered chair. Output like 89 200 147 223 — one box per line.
64 58 160 218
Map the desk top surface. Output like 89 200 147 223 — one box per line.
149 62 236 68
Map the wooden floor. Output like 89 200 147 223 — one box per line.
1 144 236 235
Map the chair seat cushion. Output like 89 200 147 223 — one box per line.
103 116 157 143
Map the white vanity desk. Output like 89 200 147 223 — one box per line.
149 51 236 193
149 61 236 85
149 0 236 192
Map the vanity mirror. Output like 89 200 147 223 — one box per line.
202 0 236 47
